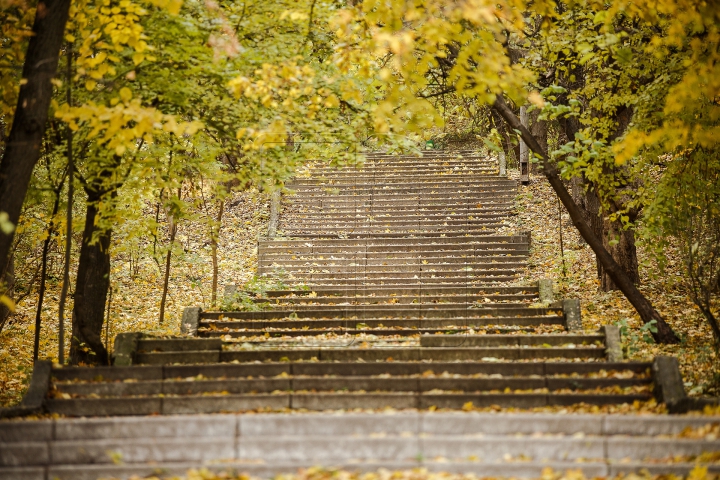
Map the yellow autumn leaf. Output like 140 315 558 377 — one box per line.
119 87 132 102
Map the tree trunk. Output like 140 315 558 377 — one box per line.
601 216 640 291
33 188 62 361
158 217 177 325
211 200 224 307
0 255 14 334
0 0 72 278
562 122 640 292
70 191 111 365
529 109 547 174
58 41 73 365
493 96 679 343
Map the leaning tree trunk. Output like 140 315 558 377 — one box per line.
493 96 679 343
70 190 111 365
561 119 640 292
0 0 72 279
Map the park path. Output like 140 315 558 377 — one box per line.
1 151 718 479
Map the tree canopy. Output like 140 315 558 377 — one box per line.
1 0 719 363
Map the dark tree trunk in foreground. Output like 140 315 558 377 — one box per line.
70 190 111 365
493 96 679 344
0 0 71 279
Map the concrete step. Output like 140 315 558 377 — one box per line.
223 301 542 313
288 176 512 185
135 346 606 365
259 253 528 265
204 327 551 338
6 460 714 480
52 375 646 400
304 159 495 166
259 235 529 247
262 293 537 305
281 218 511 228
271 277 520 286
301 164 498 172
279 225 506 234
258 262 526 274
198 316 565 331
259 253 529 264
283 213 514 222
52 370 644 398
261 285 539 297
42 391 651 416
252 272 520 282
203 306 560 320
289 177 516 185
259 244 530 256
284 203 514 213
290 193 517 203
288 186 517 195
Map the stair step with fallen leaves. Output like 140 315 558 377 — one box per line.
37 151 667 416
9 410 717 479
42 362 654 416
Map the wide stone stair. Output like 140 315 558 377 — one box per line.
2 151 719 479
42 152 661 414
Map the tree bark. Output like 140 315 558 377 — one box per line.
58 41 73 365
602 216 640 290
529 109 547 174
559 117 640 291
0 0 72 279
158 214 177 325
211 200 224 307
70 190 111 365
0 255 14 334
33 186 62 362
493 95 679 343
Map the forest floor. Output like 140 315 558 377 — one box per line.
0 189 270 407
0 151 717 409
504 169 719 401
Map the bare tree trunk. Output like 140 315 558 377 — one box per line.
529 109 547 174
159 214 177 325
210 200 224 307
0 0 72 278
0 256 14 334
562 122 640 292
602 216 640 290
159 187 181 324
493 96 679 343
70 191 111 365
58 42 73 365
33 187 63 362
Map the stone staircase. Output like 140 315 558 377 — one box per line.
3 151 718 480
3 412 720 479
41 152 661 415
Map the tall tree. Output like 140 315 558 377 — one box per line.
0 0 71 282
